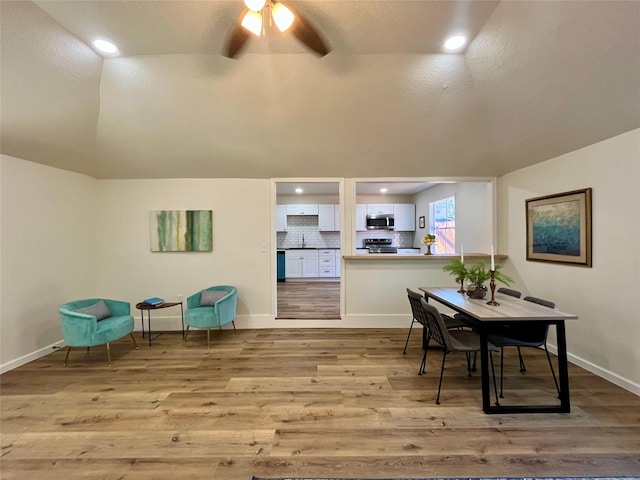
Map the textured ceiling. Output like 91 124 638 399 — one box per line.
1 1 639 180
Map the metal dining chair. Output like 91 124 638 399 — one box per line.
488 295 560 398
404 288 466 358
419 298 500 405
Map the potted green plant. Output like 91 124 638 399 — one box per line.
464 261 513 299
442 258 468 283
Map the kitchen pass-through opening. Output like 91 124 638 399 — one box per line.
275 181 341 320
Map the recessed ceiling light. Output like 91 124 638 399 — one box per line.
443 35 467 52
93 39 119 55
295 188 303 194
380 188 388 193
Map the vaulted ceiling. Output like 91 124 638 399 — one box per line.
1 1 639 180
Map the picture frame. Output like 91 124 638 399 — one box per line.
150 210 213 252
419 216 425 229
526 188 592 267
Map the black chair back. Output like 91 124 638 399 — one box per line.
497 287 521 298
406 289 428 327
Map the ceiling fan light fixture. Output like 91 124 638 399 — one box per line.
241 10 263 36
272 2 295 32
244 0 266 11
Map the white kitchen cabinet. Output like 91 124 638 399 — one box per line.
335 249 341 278
286 204 319 216
318 204 340 231
355 204 367 231
276 205 287 232
366 204 394 215
285 249 319 278
393 203 416 231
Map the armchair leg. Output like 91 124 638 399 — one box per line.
130 333 139 349
86 347 90 354
207 329 211 349
232 321 236 332
64 347 72 366
106 342 112 366
184 326 190 344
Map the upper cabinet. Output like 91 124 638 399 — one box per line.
393 203 416 231
366 204 394 215
357 203 415 231
276 205 287 232
355 204 367 231
286 204 319 216
318 204 340 231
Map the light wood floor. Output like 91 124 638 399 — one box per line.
1 328 639 480
277 280 340 319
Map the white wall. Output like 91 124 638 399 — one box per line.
0 155 96 370
95 179 273 331
497 129 640 393
413 182 493 255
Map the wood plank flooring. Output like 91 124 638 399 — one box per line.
1 328 639 480
277 280 340 319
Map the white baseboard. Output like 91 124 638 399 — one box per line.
546 344 639 396
0 340 65 374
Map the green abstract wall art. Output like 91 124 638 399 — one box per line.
150 210 212 252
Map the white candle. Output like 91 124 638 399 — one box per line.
460 244 464 264
490 245 495 271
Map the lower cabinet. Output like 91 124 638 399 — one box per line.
318 249 335 277
285 250 319 278
285 249 340 278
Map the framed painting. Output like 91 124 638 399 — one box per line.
526 188 592 267
150 210 212 252
419 216 425 229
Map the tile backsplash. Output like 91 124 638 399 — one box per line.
277 216 340 249
355 231 415 248
277 215 416 249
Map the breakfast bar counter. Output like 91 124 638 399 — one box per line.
342 253 509 260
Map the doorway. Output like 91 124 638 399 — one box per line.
275 181 341 319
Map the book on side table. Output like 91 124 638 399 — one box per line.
143 297 165 307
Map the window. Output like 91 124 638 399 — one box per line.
429 196 455 254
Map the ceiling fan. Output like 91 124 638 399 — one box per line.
224 0 331 59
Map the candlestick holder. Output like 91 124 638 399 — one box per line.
486 270 500 306
457 278 465 293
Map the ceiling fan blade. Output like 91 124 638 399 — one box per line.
290 10 331 57
223 11 252 59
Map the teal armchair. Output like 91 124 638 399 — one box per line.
184 286 237 348
59 298 138 366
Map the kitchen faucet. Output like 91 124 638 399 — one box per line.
302 234 306 248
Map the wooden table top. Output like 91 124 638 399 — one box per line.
419 286 578 322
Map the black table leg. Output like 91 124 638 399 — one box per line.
180 303 185 339
556 320 571 413
479 327 491 413
147 311 152 347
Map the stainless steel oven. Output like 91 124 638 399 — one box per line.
363 238 397 254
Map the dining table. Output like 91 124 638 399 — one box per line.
419 286 578 414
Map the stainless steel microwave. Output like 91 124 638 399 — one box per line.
366 214 394 230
